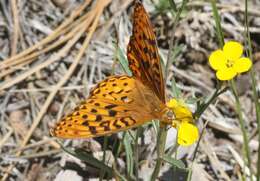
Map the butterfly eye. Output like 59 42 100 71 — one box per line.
166 110 174 120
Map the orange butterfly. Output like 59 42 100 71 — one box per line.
50 1 197 143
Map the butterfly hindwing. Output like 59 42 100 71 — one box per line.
51 75 165 138
51 98 143 138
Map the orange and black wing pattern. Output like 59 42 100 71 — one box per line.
50 75 164 138
127 1 165 103
50 1 167 139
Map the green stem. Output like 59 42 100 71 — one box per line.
169 0 177 12
251 69 260 180
192 120 209 162
167 142 179 156
194 86 227 119
244 0 260 179
186 119 210 181
112 164 128 181
99 136 108 181
134 127 142 180
210 0 224 47
195 0 227 120
151 124 168 180
230 80 252 181
165 0 188 80
150 1 188 179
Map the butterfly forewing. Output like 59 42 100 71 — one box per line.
51 75 166 138
127 1 165 103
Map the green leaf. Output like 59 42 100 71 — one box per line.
116 45 132 76
169 0 177 12
171 44 184 60
171 78 181 98
186 97 199 104
113 166 128 181
60 145 113 177
152 120 160 135
155 0 171 13
123 132 134 178
210 0 224 47
162 155 186 169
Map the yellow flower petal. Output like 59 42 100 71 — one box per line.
233 57 252 73
216 67 237 80
166 99 178 108
174 107 193 122
167 99 193 123
177 122 199 146
223 41 243 61
209 50 227 70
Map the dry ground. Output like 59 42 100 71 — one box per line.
0 0 260 180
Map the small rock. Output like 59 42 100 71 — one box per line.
54 170 82 181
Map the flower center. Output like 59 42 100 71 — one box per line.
226 59 234 68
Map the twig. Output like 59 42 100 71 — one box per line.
1 0 111 179
0 15 91 90
10 0 19 56
188 1 260 16
0 10 92 74
0 0 91 69
18 149 61 159
0 128 13 149
228 145 256 180
200 139 231 181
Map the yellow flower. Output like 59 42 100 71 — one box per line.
177 122 199 146
209 41 252 80
167 99 199 146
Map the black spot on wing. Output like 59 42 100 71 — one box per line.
82 121 89 126
143 60 150 69
95 115 102 122
108 110 117 116
89 126 97 134
93 89 101 94
119 76 128 80
143 47 148 53
88 100 94 104
113 120 122 128
120 118 129 126
82 115 88 119
94 102 100 106
91 109 97 113
104 104 117 109
100 121 110 131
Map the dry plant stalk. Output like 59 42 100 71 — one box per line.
1 0 112 180
0 0 91 86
